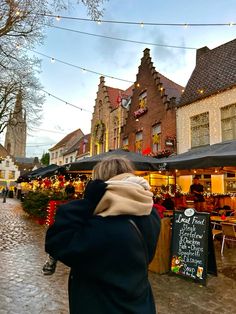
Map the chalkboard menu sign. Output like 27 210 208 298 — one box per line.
170 208 216 285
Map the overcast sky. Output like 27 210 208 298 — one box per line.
1 0 236 157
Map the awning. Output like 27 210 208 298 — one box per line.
156 140 236 170
26 164 65 179
64 149 159 171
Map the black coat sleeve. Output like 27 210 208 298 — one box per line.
45 180 107 266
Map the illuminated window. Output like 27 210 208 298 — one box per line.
139 91 147 108
152 124 161 153
123 137 128 150
113 117 119 149
191 112 209 148
0 170 5 179
221 103 236 141
135 131 143 153
8 171 15 180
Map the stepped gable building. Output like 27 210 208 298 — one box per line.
0 156 20 186
75 134 91 160
49 128 84 165
175 38 236 194
63 133 91 164
4 90 27 158
90 76 133 156
122 48 183 157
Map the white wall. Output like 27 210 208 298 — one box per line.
176 87 236 153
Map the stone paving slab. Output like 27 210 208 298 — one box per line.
0 198 236 314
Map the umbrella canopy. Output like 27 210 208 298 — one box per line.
156 140 236 170
64 149 159 171
27 164 65 179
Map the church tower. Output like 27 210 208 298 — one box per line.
4 90 27 157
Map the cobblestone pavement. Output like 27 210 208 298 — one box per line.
0 198 236 314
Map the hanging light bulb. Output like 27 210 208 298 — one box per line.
56 16 61 21
140 22 144 28
50 57 55 63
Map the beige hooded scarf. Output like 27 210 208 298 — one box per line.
94 173 153 217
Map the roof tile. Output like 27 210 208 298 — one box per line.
179 38 236 106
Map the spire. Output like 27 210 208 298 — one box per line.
4 89 27 157
13 90 23 116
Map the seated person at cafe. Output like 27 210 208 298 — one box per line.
153 197 167 219
190 176 205 212
162 194 175 211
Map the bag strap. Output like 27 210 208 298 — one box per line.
128 219 149 266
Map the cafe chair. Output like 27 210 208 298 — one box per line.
220 223 236 256
230 210 236 216
211 222 222 240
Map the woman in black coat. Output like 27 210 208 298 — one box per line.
45 156 161 314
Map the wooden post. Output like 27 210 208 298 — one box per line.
149 218 172 274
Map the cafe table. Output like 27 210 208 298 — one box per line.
210 216 236 223
210 216 236 240
163 210 174 217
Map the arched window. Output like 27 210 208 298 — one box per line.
113 117 119 149
152 124 161 153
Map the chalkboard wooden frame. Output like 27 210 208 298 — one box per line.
170 208 217 285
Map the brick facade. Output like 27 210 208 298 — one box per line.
122 48 183 157
90 76 132 155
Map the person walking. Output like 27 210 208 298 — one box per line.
190 176 205 212
65 180 76 199
45 156 161 314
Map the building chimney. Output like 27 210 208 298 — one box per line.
196 46 210 63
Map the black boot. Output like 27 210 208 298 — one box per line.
42 256 57 275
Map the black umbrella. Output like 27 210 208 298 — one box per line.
64 149 159 171
156 140 236 170
27 164 65 179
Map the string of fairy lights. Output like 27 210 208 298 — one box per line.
5 8 236 140
9 9 234 112
40 13 236 27
7 7 236 26
27 48 134 84
39 88 93 113
46 24 197 50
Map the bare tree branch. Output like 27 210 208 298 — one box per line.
0 0 107 136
